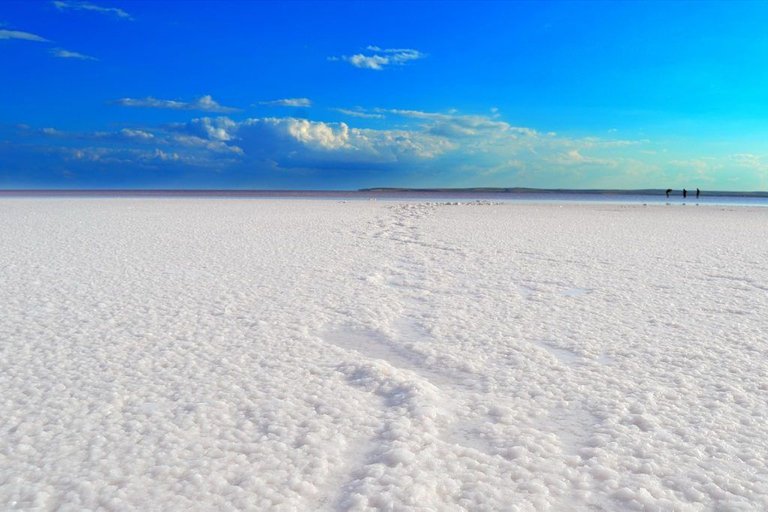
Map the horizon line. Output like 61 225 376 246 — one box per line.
1 187 767 197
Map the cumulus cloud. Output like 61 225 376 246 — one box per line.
51 48 97 60
114 95 239 113
52 1 133 20
259 118 350 150
332 46 425 70
235 117 453 166
173 116 238 141
0 29 49 42
259 98 312 107
171 116 453 169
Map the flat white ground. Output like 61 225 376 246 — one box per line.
1 199 767 511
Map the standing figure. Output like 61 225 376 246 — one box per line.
696 188 700 199
683 188 687 199
665 188 672 198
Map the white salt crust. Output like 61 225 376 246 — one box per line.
0 199 766 510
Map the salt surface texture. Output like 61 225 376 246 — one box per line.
1 199 767 511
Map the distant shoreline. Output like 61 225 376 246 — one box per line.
358 187 768 197
1 187 767 198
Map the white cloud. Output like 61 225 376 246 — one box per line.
268 118 349 149
51 48 97 60
259 98 312 107
346 54 389 70
332 46 426 70
0 29 49 42
115 95 238 113
52 1 133 20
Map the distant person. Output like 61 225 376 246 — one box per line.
683 188 687 199
665 188 672 198
696 188 700 199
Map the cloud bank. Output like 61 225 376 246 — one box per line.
13 104 754 189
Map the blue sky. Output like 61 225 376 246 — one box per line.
2 1 768 190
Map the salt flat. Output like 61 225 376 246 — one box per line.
1 199 767 511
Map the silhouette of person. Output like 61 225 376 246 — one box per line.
696 188 700 199
683 188 687 199
665 188 672 198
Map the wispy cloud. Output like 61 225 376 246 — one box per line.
33 124 242 165
52 1 133 20
41 127 65 136
331 46 426 70
51 48 97 60
119 128 154 140
334 108 384 119
549 149 618 167
258 98 312 107
0 29 49 42
114 95 239 113
373 108 533 138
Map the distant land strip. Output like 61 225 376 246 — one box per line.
358 187 768 197
1 188 767 197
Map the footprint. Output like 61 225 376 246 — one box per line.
324 327 425 378
537 341 582 365
324 324 484 392
562 287 592 297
